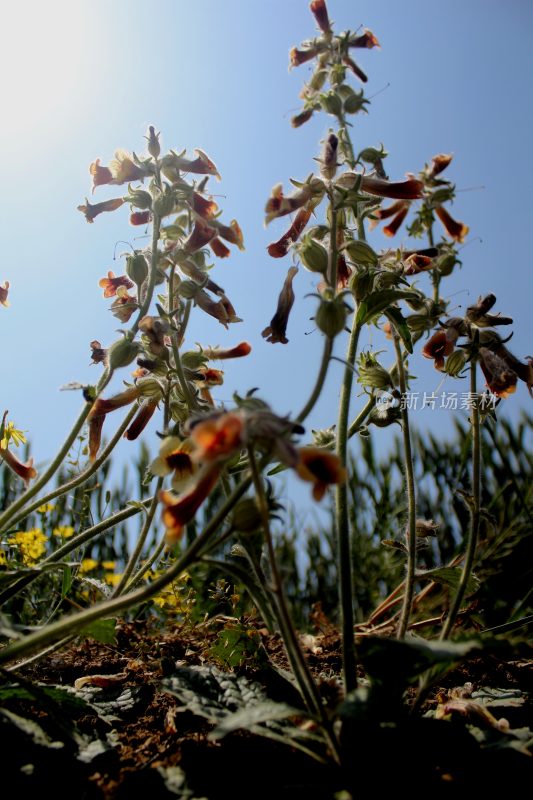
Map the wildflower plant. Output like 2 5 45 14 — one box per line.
0 0 532 773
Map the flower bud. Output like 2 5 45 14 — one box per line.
349 266 375 302
298 234 329 273
136 376 165 399
315 294 349 338
178 279 200 300
443 350 468 377
146 125 160 159
358 352 393 390
308 68 327 91
343 90 367 115
126 252 149 286
358 146 387 165
153 189 177 218
181 351 208 370
343 239 379 266
127 187 152 210
320 132 338 180
107 335 140 369
311 426 336 448
320 91 343 117
406 314 433 332
231 498 262 533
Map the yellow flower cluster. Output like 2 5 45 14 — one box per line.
8 528 47 565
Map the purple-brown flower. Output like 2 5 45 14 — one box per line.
262 266 298 344
0 281 9 307
98 271 134 299
267 208 312 258
435 206 469 243
78 197 124 224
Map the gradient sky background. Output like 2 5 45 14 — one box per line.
1 0 532 519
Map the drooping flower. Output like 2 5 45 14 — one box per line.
88 386 141 460
110 287 138 323
110 150 149 184
295 447 347 501
0 446 37 486
192 191 218 219
89 340 108 366
159 463 221 544
310 0 331 34
435 206 469 243
124 398 159 440
479 348 518 399
194 290 241 328
89 159 113 192
262 266 298 344
161 149 221 182
360 176 424 200
466 294 513 328
130 210 152 226
267 208 312 258
265 182 318 223
0 281 10 307
422 329 457 370
138 315 170 356
213 219 245 250
78 197 124 224
369 201 409 237
183 219 218 253
210 237 231 258
404 253 434 276
98 271 134 298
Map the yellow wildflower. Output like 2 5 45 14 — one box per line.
8 528 47 565
53 526 74 538
0 421 27 450
0 550 7 566
102 560 116 570
38 503 55 514
104 572 122 587
79 558 98 573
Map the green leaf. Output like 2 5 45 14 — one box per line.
415 566 480 598
356 289 420 327
210 701 300 739
385 307 413 353
80 618 117 645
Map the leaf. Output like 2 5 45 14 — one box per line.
210 701 300 739
359 636 482 685
381 539 407 553
80 618 117 645
385 306 413 353
356 289 420 327
415 566 480 598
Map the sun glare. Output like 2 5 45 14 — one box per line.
0 2 92 153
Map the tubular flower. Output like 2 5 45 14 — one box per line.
124 398 159 440
265 182 319 223
194 290 241 328
290 45 322 68
360 176 424 200
267 208 312 258
404 254 434 276
369 201 409 237
422 329 458 370
435 206 469 243
110 287 138 322
466 294 513 328
150 437 197 492
310 0 331 34
78 197 124 223
213 219 245 250
428 153 453 178
210 238 231 258
160 463 221 545
130 211 152 226
88 386 141 461
195 367 224 387
0 281 9 307
190 411 245 463
262 266 298 344
183 219 218 253
161 149 220 181
203 342 252 360
486 337 533 397
109 150 149 184
89 159 113 191
349 29 380 49
0 446 37 486
295 447 347 501
192 191 218 219
98 271 134 298
479 348 518 398
138 315 170 356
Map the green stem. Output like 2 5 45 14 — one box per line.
0 498 153 607
0 471 251 665
335 317 361 694
0 368 113 535
168 264 198 410
328 190 338 289
131 212 161 334
126 536 166 591
111 479 163 598
3 405 138 534
394 331 418 639
440 361 481 639
296 336 333 424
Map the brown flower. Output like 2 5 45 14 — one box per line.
428 153 453 177
262 266 298 344
160 463 221 544
124 398 159 440
195 367 224 387
349 30 380 49
89 340 107 365
290 45 321 68
361 176 424 200
110 150 149 184
310 0 331 34
151 437 197 492
435 206 469 243
479 348 518 399
267 208 312 258
78 197 124 224
89 159 113 192
295 447 347 501
404 254 434 276
213 219 245 250
0 281 9 307
98 271 134 299
110 287 138 322
0 446 37 486
265 183 316 223
130 211 152 226
210 238 231 259
369 201 410 237
138 315 170 356
194 290 241 328
183 219 218 253
162 149 220 181
88 386 141 461
192 191 218 219
422 329 457 370
203 342 252 360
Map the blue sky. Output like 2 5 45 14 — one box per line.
1 0 532 512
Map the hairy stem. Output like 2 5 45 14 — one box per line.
296 336 333 423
